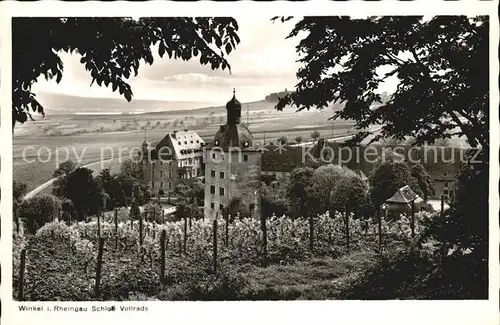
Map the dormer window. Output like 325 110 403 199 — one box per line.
184 141 187 144
178 142 181 145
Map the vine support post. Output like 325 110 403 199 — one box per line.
17 248 26 301
213 218 218 274
309 214 314 253
345 204 350 251
139 212 144 247
224 208 229 247
440 194 445 216
183 216 188 255
94 238 105 299
261 212 268 267
160 229 166 283
411 200 415 237
114 208 118 249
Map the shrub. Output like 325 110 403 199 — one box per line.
18 194 60 234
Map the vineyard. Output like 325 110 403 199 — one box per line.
13 211 436 301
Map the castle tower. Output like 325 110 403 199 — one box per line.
203 89 262 220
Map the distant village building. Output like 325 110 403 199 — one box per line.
142 130 205 196
203 89 262 220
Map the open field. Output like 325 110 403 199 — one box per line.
14 100 356 192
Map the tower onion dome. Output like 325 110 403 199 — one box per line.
226 88 242 125
212 89 253 149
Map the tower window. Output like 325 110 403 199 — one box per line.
212 153 216 160
211 169 216 177
219 187 225 196
220 171 225 179
210 186 215 194
169 171 172 178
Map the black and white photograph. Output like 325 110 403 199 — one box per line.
2 1 499 324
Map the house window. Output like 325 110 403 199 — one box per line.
160 181 164 188
243 154 248 162
219 187 225 196
211 169 216 177
152 171 155 177
168 182 172 189
219 204 224 210
444 189 449 195
169 171 172 178
249 203 255 213
210 202 215 209
184 141 187 145
444 182 449 188
210 186 215 194
151 181 154 188
220 171 225 179
178 141 181 145
160 171 163 178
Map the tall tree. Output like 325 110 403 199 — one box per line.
410 163 435 201
13 17 240 128
62 167 104 221
52 160 79 197
369 161 421 208
275 16 488 148
261 180 291 219
329 168 370 214
13 181 27 215
96 168 127 210
287 167 322 219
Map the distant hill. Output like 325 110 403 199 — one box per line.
36 91 218 115
265 89 294 102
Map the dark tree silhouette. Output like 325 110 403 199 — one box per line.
96 168 127 210
12 17 240 128
62 167 104 221
275 16 488 147
52 160 79 198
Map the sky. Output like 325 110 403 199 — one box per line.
34 17 304 105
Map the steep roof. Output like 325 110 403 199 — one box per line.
386 185 419 204
261 145 307 172
154 130 205 160
211 123 254 150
